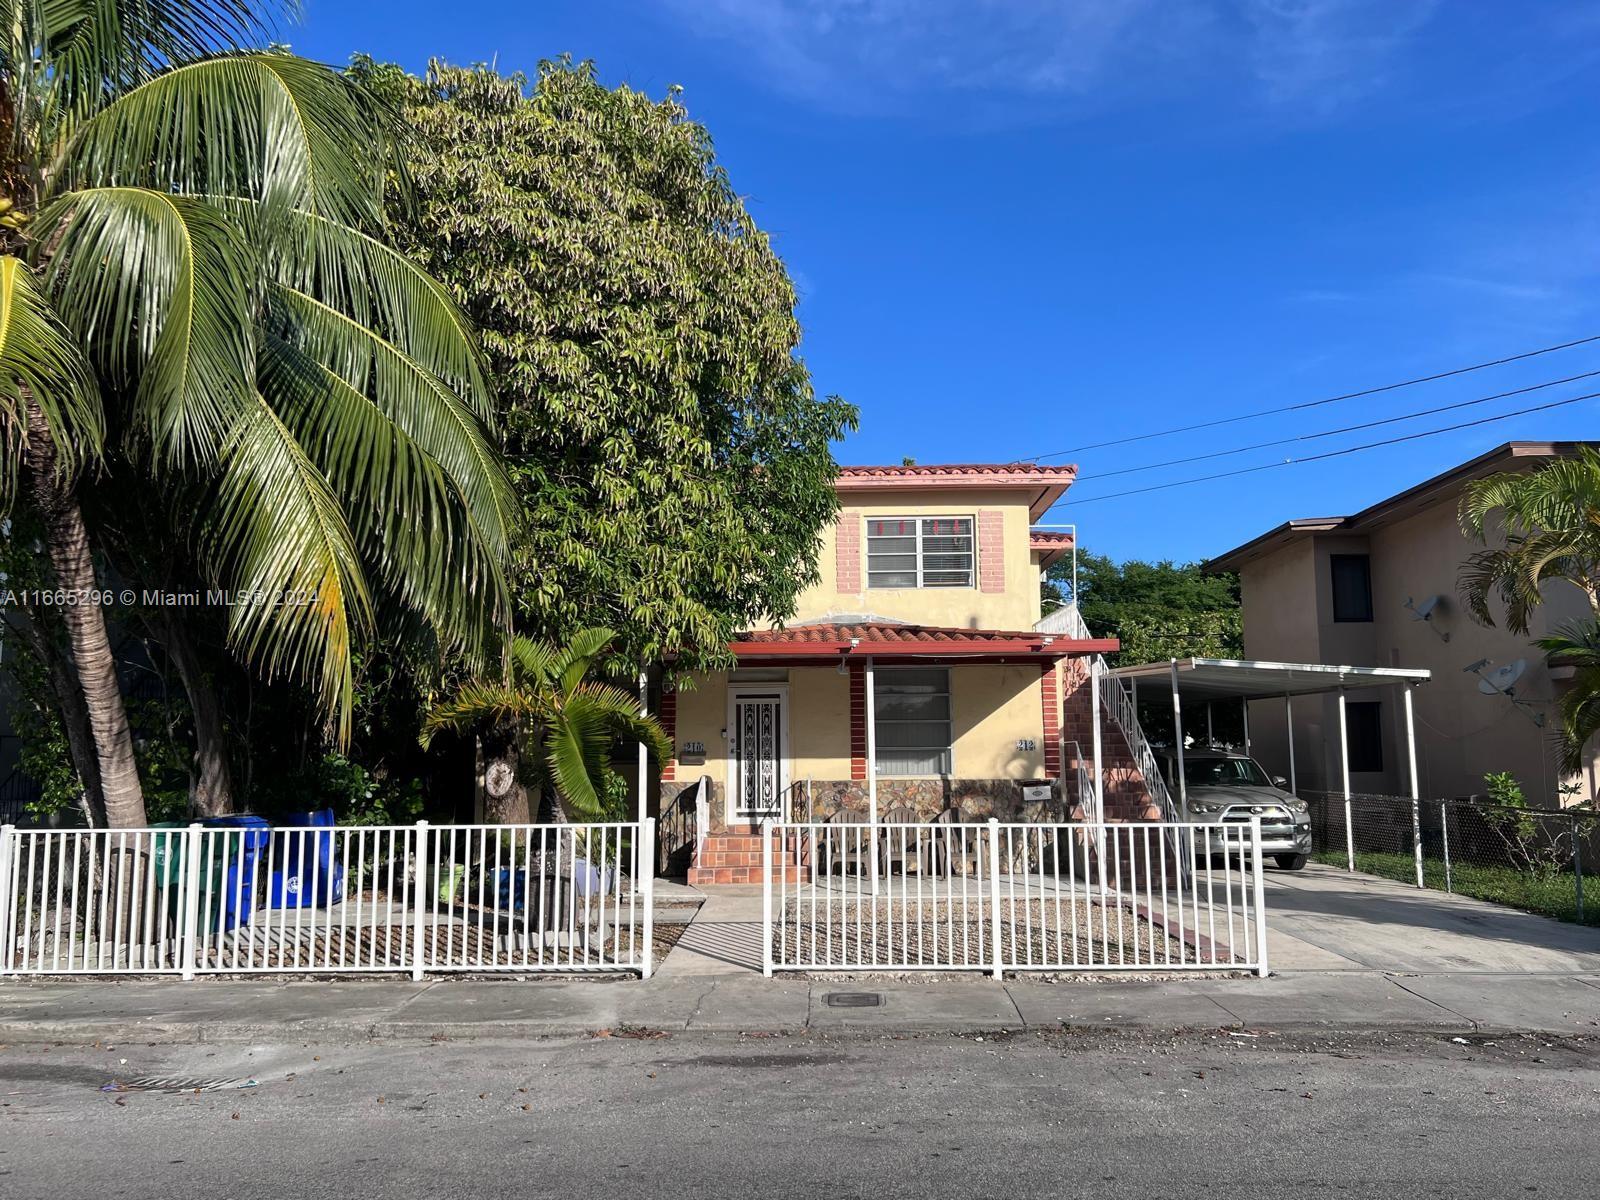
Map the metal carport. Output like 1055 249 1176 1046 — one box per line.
1107 658 1432 873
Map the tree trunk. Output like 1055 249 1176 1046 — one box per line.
153 612 236 817
477 733 530 824
25 395 146 827
7 605 108 826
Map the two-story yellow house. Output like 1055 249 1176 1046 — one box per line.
654 464 1122 884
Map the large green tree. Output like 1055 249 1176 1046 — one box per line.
1045 550 1242 666
352 58 857 670
0 2 512 826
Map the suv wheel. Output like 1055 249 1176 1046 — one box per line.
1274 853 1308 871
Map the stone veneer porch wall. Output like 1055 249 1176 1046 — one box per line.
662 776 1062 828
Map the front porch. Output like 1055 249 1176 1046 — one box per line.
651 619 1125 885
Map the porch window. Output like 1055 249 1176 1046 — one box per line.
874 667 953 775
866 517 973 588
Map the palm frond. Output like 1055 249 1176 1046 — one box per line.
508 634 560 687
32 1 283 123
201 391 370 742
34 187 255 469
552 627 617 695
234 205 493 420
418 681 537 748
54 50 386 226
544 695 620 821
268 282 513 558
571 680 671 762
1536 620 1600 773
0 255 103 499
260 333 506 668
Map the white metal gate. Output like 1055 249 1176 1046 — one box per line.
0 820 655 978
762 818 1268 977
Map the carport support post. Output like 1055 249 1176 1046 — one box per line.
1404 685 1423 889
1169 660 1188 820
1283 694 1297 794
1242 698 1251 756
1338 690 1353 872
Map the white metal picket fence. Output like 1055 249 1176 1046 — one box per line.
0 820 655 979
762 818 1268 977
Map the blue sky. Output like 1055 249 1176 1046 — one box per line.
291 1 1600 564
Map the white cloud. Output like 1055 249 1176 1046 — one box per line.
659 0 1445 115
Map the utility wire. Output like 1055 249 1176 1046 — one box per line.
1074 369 1600 484
1067 389 1600 506
1028 333 1600 461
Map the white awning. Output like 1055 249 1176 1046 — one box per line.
1108 657 1430 701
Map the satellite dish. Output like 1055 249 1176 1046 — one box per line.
1406 595 1439 620
1404 595 1450 640
1477 659 1527 696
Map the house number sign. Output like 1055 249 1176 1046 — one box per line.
1016 738 1037 751
679 740 707 764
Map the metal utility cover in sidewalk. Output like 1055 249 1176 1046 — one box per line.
824 992 883 1008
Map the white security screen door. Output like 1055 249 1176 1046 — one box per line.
731 691 785 821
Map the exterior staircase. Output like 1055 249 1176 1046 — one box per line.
688 826 808 886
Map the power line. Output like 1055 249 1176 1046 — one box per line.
1066 389 1600 506
1028 333 1600 461
1074 369 1600 484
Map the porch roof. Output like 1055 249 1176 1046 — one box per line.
727 620 1117 662
1108 656 1431 700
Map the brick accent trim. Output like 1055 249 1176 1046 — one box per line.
659 687 677 782
1041 662 1061 778
837 510 862 592
978 509 1005 594
849 661 867 780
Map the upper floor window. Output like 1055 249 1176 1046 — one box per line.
1330 554 1373 622
866 517 973 588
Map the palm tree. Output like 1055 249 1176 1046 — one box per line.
1461 447 1600 781
1536 622 1600 774
421 629 670 823
1459 446 1600 634
0 3 513 826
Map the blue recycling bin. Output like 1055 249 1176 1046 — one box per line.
201 815 271 932
269 809 344 909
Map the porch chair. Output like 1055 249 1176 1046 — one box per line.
929 806 980 877
819 807 867 876
877 806 923 876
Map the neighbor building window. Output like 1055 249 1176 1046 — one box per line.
874 667 953 775
866 517 974 588
1345 701 1383 773
1330 554 1373 622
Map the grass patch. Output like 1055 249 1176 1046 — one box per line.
1311 849 1599 927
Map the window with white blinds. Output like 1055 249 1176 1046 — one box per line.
865 516 974 588
874 667 953 776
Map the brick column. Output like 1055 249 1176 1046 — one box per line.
659 687 677 782
837 511 862 592
978 509 1005 593
849 661 867 780
1041 662 1061 777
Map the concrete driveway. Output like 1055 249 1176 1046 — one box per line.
1262 863 1600 973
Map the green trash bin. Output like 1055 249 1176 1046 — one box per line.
150 821 188 887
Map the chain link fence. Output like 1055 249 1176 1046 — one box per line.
1302 790 1599 927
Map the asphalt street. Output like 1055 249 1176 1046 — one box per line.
2 1028 1596 1199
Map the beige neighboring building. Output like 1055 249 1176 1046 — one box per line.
1205 442 1599 807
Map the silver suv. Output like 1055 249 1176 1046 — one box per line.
1164 751 1312 870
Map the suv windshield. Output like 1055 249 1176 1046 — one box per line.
1183 757 1272 788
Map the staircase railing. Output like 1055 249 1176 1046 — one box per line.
1095 658 1177 821
657 775 712 877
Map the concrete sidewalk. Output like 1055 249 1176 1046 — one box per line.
3 968 1600 1044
